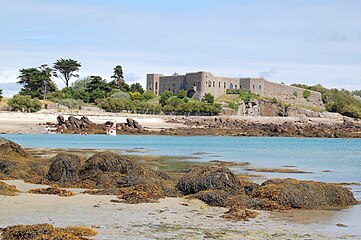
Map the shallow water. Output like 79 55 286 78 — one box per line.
2 134 361 236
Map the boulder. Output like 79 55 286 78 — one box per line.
46 153 81 182
254 178 357 210
81 152 139 175
192 190 230 207
0 137 28 157
176 166 242 195
56 115 65 125
126 118 134 128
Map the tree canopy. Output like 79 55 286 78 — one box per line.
0 88 3 101
53 58 81 87
17 66 57 99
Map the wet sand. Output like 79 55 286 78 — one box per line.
1 180 358 239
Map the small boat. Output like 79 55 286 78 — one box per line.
107 121 117 136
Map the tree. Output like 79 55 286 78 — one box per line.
159 91 173 106
53 58 81 87
17 66 57 99
202 93 215 104
130 83 144 94
86 76 112 103
111 65 124 83
0 88 3 101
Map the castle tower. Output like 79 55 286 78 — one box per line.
146 74 163 95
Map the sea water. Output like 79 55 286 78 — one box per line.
1 134 361 236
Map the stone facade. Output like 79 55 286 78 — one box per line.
147 71 323 108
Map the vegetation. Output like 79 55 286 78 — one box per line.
226 89 241 94
239 90 254 103
0 88 3 101
17 65 57 99
7 94 42 112
303 89 311 99
58 98 84 109
202 93 215 104
53 58 81 87
292 84 361 118
228 101 240 110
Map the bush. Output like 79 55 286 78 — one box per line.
159 91 174 106
142 91 155 101
228 101 240 110
0 88 3 101
129 92 142 101
239 90 253 103
58 98 84 109
202 93 215 104
8 94 41 112
226 89 240 94
111 91 130 99
293 91 298 97
177 90 186 99
303 90 311 99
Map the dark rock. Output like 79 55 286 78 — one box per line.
46 153 81 182
0 160 16 174
176 166 242 195
126 118 134 128
56 115 65 125
192 190 230 207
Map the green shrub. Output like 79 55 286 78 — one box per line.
202 93 215 104
228 101 240 110
159 91 174 106
142 90 155 101
58 98 84 109
226 89 240 94
293 91 298 97
303 90 311 99
111 91 130 99
8 94 41 112
129 92 142 101
177 90 186 99
239 90 253 103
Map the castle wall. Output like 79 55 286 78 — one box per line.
147 71 324 108
263 80 323 108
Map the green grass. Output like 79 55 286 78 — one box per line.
215 94 239 103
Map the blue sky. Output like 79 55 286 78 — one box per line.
0 0 360 96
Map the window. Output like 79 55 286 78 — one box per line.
155 82 158 90
224 82 226 88
208 81 212 87
213 81 215 87
253 85 255 89
219 82 221 88
229 83 234 89
235 85 237 89
193 82 196 86
259 85 262 89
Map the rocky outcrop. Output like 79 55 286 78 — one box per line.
46 153 82 182
0 137 28 157
176 166 242 195
253 178 357 210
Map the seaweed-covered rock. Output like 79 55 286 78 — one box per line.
0 159 16 174
192 190 230 207
0 137 28 157
0 181 18 196
176 166 242 195
28 187 75 197
81 152 139 175
46 153 81 182
0 224 97 240
254 178 357 210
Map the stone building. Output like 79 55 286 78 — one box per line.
146 71 323 108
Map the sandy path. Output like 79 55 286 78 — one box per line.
0 180 356 239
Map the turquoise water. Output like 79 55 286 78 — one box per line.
2 134 361 184
2 134 361 235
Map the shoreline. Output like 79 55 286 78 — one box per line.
1 179 359 240
1 110 360 138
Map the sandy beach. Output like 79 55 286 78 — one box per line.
1 180 357 240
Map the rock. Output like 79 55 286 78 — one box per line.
81 152 138 175
176 166 242 195
0 137 28 157
254 178 357 210
133 119 143 129
56 115 65 125
46 153 81 182
192 190 230 207
126 118 134 128
299 114 309 123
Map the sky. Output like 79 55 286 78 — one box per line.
0 0 360 96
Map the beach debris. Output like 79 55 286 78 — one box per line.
176 166 243 195
46 153 82 182
0 223 97 240
28 187 75 197
336 223 348 228
0 181 18 196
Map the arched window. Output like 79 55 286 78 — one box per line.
229 83 234 89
